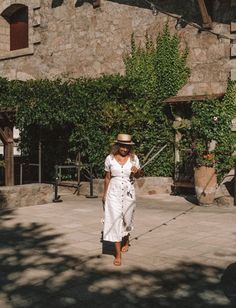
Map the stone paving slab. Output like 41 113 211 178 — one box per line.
0 193 236 307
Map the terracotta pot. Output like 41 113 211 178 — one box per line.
194 166 217 206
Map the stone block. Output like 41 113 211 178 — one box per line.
33 31 41 44
230 68 236 80
0 184 54 209
33 12 41 27
75 177 173 197
32 0 41 9
211 82 226 94
231 22 236 32
231 44 236 57
16 71 34 81
232 117 236 131
215 168 234 206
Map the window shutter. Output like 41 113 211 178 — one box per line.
10 7 28 51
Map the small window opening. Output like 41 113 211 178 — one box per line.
2 5 28 51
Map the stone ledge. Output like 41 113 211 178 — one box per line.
62 177 174 197
0 184 54 209
0 46 34 61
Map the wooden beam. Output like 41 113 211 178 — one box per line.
0 127 8 144
0 127 14 144
163 93 224 104
0 110 15 186
197 0 213 29
92 0 100 8
4 141 14 186
0 126 14 186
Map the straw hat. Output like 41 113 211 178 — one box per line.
115 133 135 145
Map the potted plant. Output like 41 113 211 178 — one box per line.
193 141 217 206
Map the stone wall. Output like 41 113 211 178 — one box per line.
0 0 235 95
73 177 173 197
0 183 54 209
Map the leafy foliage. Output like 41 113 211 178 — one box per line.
191 81 236 181
0 26 190 181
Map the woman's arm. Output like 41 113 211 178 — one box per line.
131 155 143 178
102 171 111 203
131 166 144 178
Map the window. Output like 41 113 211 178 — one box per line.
2 4 28 51
10 6 28 51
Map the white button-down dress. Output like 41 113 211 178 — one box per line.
103 154 140 242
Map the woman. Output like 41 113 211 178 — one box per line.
102 133 142 266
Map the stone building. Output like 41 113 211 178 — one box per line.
0 0 236 95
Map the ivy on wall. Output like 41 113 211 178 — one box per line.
0 26 190 180
191 81 236 181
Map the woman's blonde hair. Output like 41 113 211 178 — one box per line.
110 143 135 160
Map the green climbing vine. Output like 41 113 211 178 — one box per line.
0 25 190 181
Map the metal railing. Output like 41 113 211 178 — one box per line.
53 163 97 203
19 163 41 185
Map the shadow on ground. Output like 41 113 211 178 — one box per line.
0 209 235 308
221 262 236 305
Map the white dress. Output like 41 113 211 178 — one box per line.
103 154 140 242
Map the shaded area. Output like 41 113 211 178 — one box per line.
224 178 234 197
221 262 236 305
183 194 199 205
107 0 236 25
51 0 97 8
0 208 235 307
75 0 94 8
51 0 64 8
0 191 7 208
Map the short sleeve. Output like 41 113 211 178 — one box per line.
134 155 140 169
104 155 111 172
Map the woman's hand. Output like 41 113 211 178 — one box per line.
131 166 144 178
131 166 139 174
102 194 106 204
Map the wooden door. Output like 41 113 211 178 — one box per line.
10 6 28 51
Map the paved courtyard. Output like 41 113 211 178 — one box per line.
0 192 236 308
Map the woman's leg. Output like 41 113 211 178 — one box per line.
114 241 121 266
121 233 130 252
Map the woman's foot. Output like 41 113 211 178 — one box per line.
121 234 130 252
113 257 121 266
